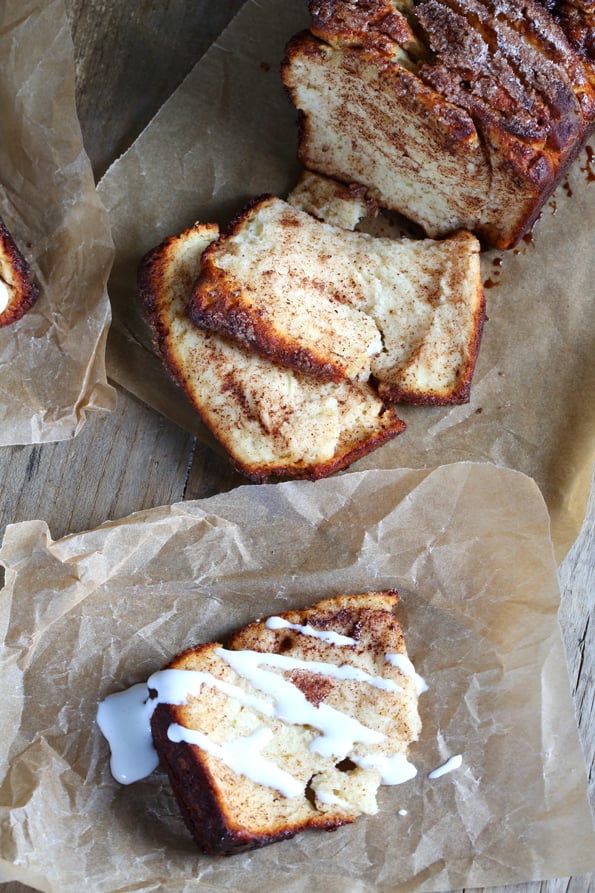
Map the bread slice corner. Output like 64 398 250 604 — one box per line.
0 216 39 328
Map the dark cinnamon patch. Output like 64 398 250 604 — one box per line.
288 670 334 706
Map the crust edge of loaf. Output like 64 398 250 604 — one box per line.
0 217 40 328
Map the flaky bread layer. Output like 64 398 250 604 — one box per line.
287 169 379 230
283 31 491 240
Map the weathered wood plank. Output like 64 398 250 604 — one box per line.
66 0 246 177
0 392 194 544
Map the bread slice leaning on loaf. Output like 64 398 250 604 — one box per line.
187 193 485 405
138 223 405 482
0 216 39 328
150 591 422 855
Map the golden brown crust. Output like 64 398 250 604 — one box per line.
188 199 350 384
138 223 219 362
543 0 595 80
228 591 402 653
0 216 39 328
151 699 353 855
309 0 421 56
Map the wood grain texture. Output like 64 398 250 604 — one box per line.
0 392 193 543
0 1 593 891
67 0 246 178
558 469 595 817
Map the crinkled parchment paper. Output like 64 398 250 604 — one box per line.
0 0 115 444
0 462 593 893
97 0 595 560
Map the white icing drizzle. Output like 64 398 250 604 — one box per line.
428 754 463 779
265 615 356 646
97 645 420 794
216 648 386 758
218 647 402 693
353 751 418 785
148 666 275 717
313 787 352 810
0 279 11 314
96 682 159 784
385 653 428 695
168 724 303 798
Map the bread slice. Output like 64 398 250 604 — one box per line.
287 169 379 230
0 216 39 328
138 223 404 482
150 591 422 855
282 0 595 249
187 194 485 404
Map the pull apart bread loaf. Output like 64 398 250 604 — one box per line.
187 190 485 405
282 0 595 249
0 216 39 328
138 220 405 482
142 592 423 854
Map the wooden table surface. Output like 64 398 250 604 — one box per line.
0 2 593 891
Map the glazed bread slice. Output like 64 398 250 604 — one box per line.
150 591 422 855
187 195 485 405
0 216 39 328
282 0 595 248
138 223 404 482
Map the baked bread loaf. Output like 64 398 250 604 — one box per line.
282 0 595 249
0 216 39 328
187 193 485 404
150 591 422 854
138 221 404 482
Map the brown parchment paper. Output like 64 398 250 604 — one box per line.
96 0 595 560
0 0 115 445
0 462 593 893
